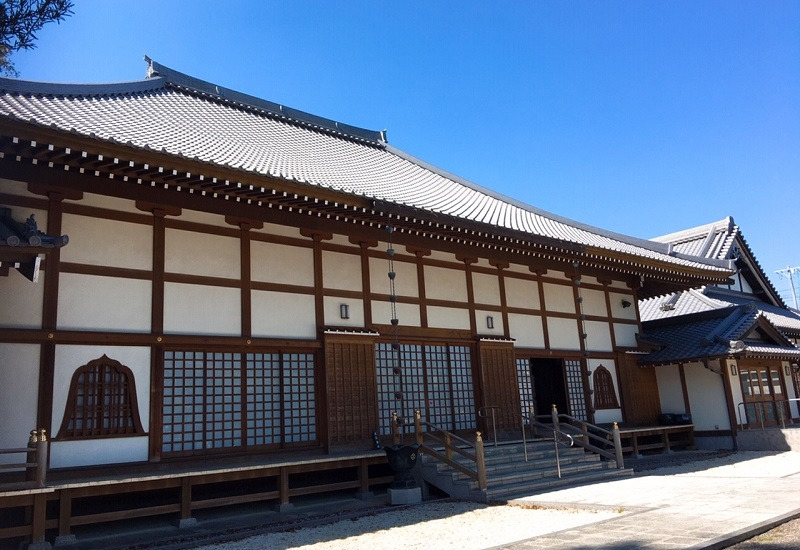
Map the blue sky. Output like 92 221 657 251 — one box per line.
10 1 800 303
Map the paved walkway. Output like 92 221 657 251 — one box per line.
500 451 800 549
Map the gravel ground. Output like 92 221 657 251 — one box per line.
141 450 800 550
726 517 800 549
191 501 621 550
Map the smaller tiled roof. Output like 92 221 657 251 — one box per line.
652 216 783 308
0 207 68 248
640 305 800 365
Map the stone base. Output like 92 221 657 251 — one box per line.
54 534 77 546
176 517 197 529
277 502 295 512
388 487 421 506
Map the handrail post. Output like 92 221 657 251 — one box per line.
612 422 624 469
26 429 38 484
391 411 400 445
490 408 498 447
445 432 453 460
475 431 487 490
414 410 423 446
521 413 528 462
36 429 48 487
551 404 559 430
581 421 589 447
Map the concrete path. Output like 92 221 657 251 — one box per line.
500 451 800 549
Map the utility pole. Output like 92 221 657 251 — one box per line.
776 266 800 310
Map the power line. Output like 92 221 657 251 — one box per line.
776 266 800 310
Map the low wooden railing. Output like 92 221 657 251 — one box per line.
0 429 48 490
392 410 487 491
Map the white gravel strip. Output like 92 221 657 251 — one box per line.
193 501 620 550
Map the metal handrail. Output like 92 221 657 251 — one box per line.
477 405 501 447
737 397 800 430
550 409 624 469
525 414 574 478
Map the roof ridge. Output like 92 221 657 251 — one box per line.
145 57 387 147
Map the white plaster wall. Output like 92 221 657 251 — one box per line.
589 357 623 424
328 234 358 247
50 437 150 469
685 361 730 430
252 222 302 239
505 277 541 309
584 320 613 352
324 296 364 327
372 301 421 328
322 250 362 292
61 215 152 270
655 364 686 413
542 283 575 314
508 314 545 348
252 241 314 286
613 323 639 348
581 288 607 317
369 256 417 297
476 309 503 335
164 283 240 335
0 268 44 328
609 292 638 320
425 265 468 302
0 344 39 461
68 192 142 214
58 273 151 332
426 305 471 330
0 178 38 197
251 290 316 338
547 317 581 350
426 250 454 262
50 345 150 468
173 210 227 227
165 229 240 279
472 272 501 306
727 360 747 425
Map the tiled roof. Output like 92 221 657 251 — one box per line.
651 216 783 307
704 288 800 335
641 305 800 365
0 59 733 276
652 217 738 260
641 287 800 336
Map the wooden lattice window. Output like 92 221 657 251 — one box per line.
593 364 620 410
57 355 145 439
161 350 317 455
375 342 475 435
565 359 588 420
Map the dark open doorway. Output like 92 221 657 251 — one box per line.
530 358 567 419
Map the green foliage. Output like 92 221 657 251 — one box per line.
0 0 74 76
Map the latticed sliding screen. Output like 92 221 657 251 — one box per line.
162 350 316 454
565 359 588 421
515 358 536 418
375 342 475 435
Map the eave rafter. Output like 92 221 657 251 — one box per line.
0 119 731 297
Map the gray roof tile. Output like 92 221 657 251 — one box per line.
0 62 734 275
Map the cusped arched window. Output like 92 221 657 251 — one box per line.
57 355 145 439
592 364 620 410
